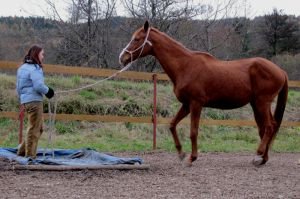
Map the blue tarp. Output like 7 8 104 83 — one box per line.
0 147 143 166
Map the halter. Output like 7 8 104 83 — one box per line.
119 27 152 64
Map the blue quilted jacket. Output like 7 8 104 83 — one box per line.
16 63 49 104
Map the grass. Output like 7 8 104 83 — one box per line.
0 73 299 153
287 90 300 106
0 117 299 153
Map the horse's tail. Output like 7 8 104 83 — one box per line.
274 73 288 133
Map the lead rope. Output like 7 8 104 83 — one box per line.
43 95 58 158
43 28 152 159
43 63 133 159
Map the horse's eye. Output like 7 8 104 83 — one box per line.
134 38 139 42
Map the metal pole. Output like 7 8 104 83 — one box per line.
152 74 157 150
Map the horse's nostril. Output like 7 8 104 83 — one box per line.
119 55 129 66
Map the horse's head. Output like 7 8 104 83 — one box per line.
119 21 153 66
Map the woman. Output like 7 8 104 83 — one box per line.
16 45 54 159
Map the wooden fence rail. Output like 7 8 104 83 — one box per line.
1 61 300 86
1 111 300 127
1 61 300 148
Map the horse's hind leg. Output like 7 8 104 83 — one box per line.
251 101 276 166
251 102 264 140
170 104 190 160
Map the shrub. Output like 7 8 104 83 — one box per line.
55 122 77 135
272 53 300 80
80 90 97 100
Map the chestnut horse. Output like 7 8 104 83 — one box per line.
119 21 288 166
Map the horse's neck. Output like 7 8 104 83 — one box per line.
151 30 192 84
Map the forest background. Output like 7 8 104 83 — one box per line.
0 0 299 80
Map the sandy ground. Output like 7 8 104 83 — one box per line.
0 151 299 199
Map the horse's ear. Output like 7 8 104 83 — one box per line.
144 21 149 32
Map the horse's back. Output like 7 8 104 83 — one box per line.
185 56 286 109
218 57 286 88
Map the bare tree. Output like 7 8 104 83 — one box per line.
45 0 117 68
186 0 251 58
120 0 207 71
122 0 204 28
120 0 251 71
262 9 300 57
42 0 251 70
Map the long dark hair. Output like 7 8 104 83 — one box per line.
24 45 43 68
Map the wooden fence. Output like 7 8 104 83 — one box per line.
1 60 300 85
1 61 300 148
1 60 300 126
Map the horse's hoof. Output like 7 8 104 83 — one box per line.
178 152 186 161
252 155 266 167
182 156 193 167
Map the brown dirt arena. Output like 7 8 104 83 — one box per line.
1 151 299 199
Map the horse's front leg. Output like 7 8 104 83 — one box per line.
188 101 202 165
170 104 190 160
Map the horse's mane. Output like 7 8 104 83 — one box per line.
151 27 217 60
151 28 192 52
194 51 218 60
